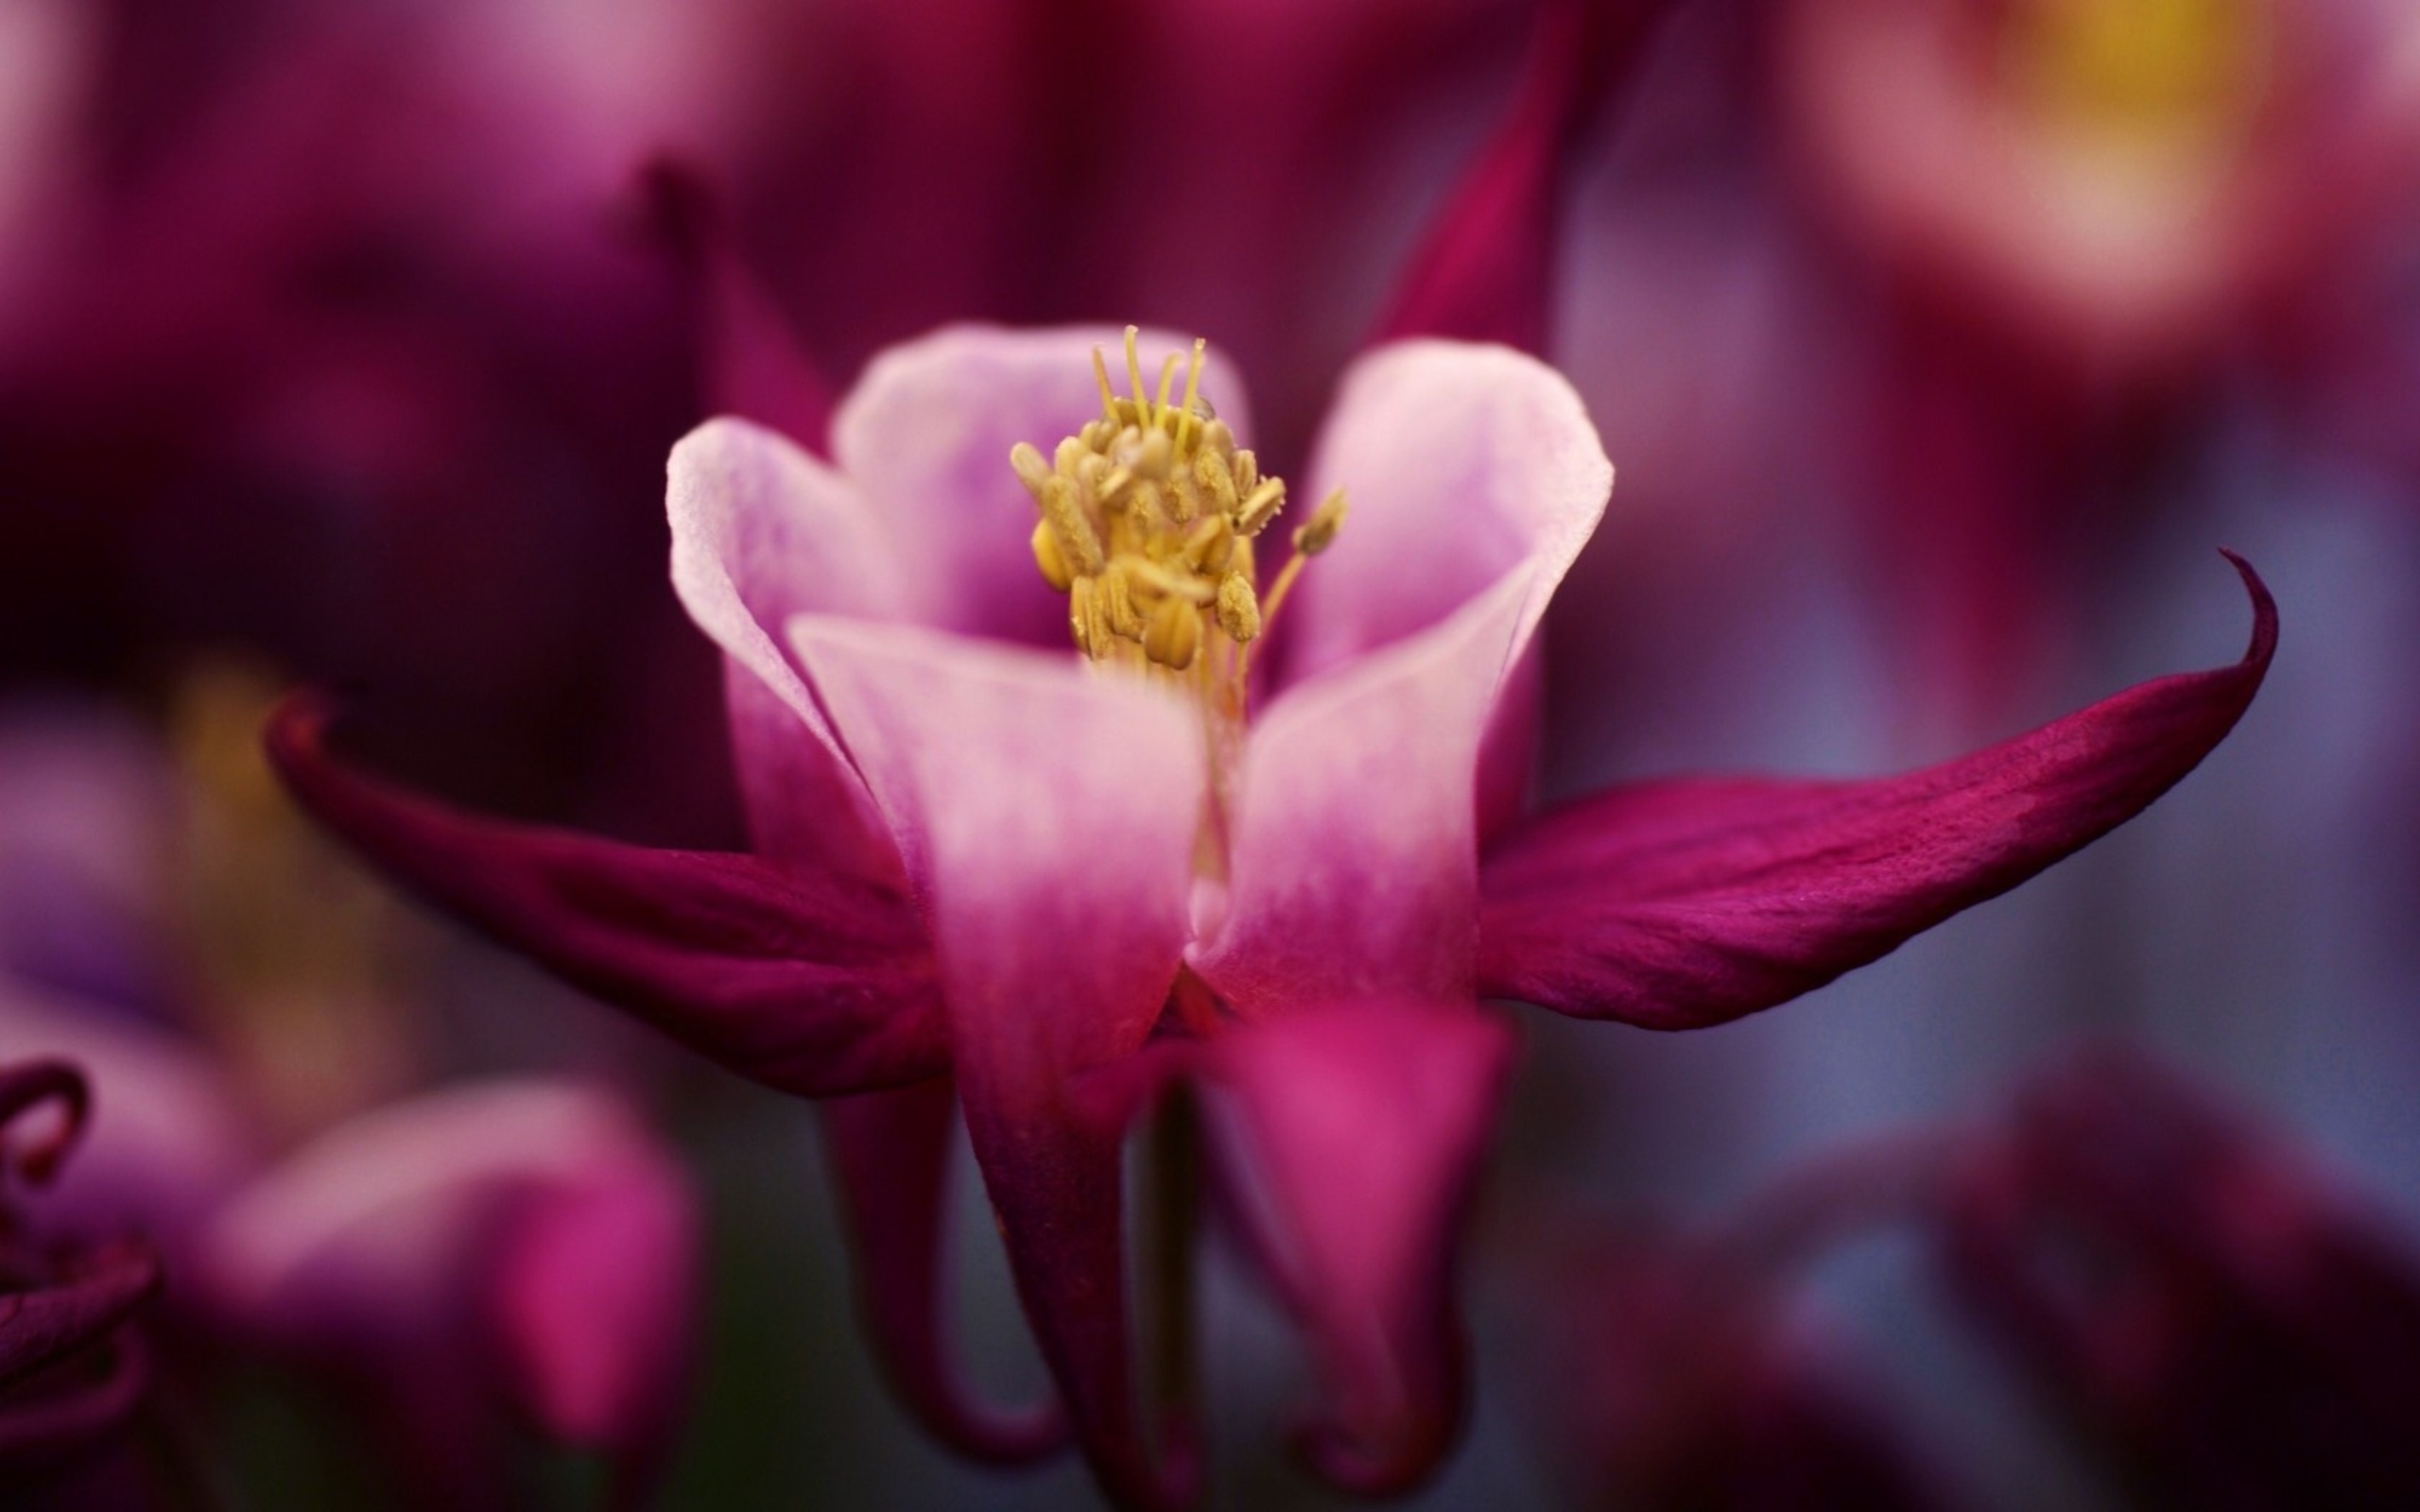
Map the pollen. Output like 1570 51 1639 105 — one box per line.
1009 328 1345 716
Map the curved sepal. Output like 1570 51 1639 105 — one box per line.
266 694 946 1097
1370 0 1678 353
1479 555 2276 1027
819 1084 1065 1464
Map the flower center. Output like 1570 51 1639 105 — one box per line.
2003 0 2268 154
1010 328 1344 725
1011 330 1346 904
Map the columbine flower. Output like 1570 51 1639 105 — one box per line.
272 305 2273 1504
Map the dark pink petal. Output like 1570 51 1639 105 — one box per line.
1479 555 2277 1028
1198 1001 1514 1496
639 161 838 455
1369 0 1677 354
818 1083 1063 1464
267 695 946 1098
787 616 1202 1508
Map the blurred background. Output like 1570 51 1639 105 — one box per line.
2 0 2417 1506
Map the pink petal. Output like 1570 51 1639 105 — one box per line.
1371 0 1679 353
639 160 838 455
0 993 256 1255
786 614 1205 1507
268 695 946 1098
1191 571 1533 1015
1478 555 2277 1028
666 415 906 870
828 324 1252 649
1286 339 1611 687
199 1082 695 1384
486 1140 699 1481
1197 1001 1514 1497
818 1083 1063 1464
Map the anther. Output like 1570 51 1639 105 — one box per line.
1293 489 1348 555
1101 561 1146 639
1182 513 1234 573
1234 449 1259 495
1031 519 1074 592
1070 577 1100 656
1236 478 1286 535
1193 449 1237 519
1215 574 1262 643
1040 476 1104 575
1011 441 1053 497
1144 597 1201 670
1167 470 1201 525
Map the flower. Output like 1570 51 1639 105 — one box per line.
271 307 2273 1504
0 1057 161 1486
1774 0 2420 391
0 696 703 1505
1937 1044 2420 1505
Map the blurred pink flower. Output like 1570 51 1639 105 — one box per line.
1775 0 2420 392
1521 1227 1961 1511
1940 1044 2420 1505
0 703 705 1507
275 311 2273 1505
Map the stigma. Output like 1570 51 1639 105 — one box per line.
1010 328 1344 711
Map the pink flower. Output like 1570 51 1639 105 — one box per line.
1774 0 2420 391
271 314 2273 1504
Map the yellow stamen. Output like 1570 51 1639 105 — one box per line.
1177 338 1206 449
1011 328 1344 724
1124 326 1148 427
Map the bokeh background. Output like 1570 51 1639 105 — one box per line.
3 0 2417 1506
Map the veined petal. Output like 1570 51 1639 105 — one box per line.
1288 340 1610 688
1198 1001 1514 1496
1478 556 2276 1028
830 324 1252 649
268 695 945 1099
1193 571 1533 1015
1371 0 1679 353
818 1084 1063 1464
786 615 1204 1508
